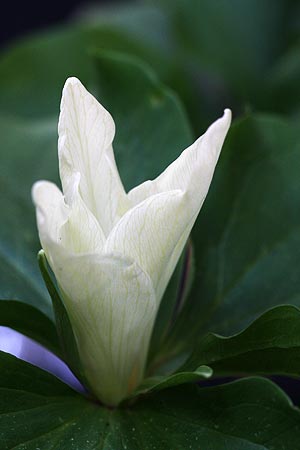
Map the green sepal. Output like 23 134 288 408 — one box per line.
148 241 194 366
37 250 90 392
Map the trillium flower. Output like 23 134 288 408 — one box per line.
32 77 231 406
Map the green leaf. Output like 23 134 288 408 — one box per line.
181 305 300 377
130 364 212 398
2 352 300 449
150 0 293 127
78 3 174 63
38 251 89 389
161 114 300 359
0 115 57 316
266 41 300 116
0 21 172 121
0 300 59 355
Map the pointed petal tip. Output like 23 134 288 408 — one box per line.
220 108 232 127
31 180 47 205
63 76 83 89
201 108 231 144
61 77 86 103
31 180 63 210
223 108 232 121
210 108 231 136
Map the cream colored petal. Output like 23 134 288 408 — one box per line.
32 176 106 262
33 179 154 406
105 190 194 302
53 252 156 406
128 109 231 206
60 172 106 254
58 77 129 235
32 181 69 257
107 110 231 302
93 145 131 235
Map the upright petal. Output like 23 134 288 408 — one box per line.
128 109 232 207
108 110 232 302
54 252 156 406
58 77 130 235
105 190 194 303
60 172 106 254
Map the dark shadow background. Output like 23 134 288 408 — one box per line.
0 0 122 48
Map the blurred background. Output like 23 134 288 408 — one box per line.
1 0 300 406
4 0 298 138
1 0 300 133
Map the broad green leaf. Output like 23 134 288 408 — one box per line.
78 3 174 61
0 22 171 120
150 0 294 127
162 0 286 82
161 114 300 360
2 352 300 449
266 41 300 116
0 28 94 119
130 364 212 398
0 115 58 316
0 45 191 320
181 305 300 377
83 0 300 127
0 300 59 355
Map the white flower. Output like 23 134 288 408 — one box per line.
32 77 231 405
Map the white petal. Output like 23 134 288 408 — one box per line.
33 180 156 405
60 172 106 254
128 109 232 207
53 252 156 406
105 190 195 302
93 145 131 235
32 181 68 256
32 177 105 263
58 77 129 235
108 110 231 302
